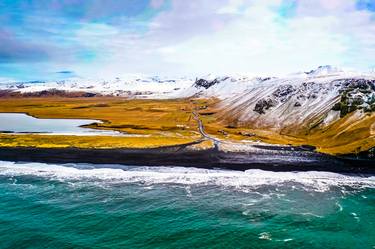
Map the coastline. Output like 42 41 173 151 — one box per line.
0 145 373 174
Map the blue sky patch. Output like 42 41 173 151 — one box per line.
278 0 298 18
356 0 375 12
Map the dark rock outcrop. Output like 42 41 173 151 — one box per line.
332 79 375 117
254 98 278 114
194 77 228 89
272 84 296 103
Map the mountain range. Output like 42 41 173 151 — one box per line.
1 65 374 155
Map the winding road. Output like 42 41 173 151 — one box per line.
192 110 221 149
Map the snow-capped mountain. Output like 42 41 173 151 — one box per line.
182 67 374 155
1 66 373 99
1 66 374 154
305 65 345 76
1 67 374 121
0 76 194 99
182 67 374 133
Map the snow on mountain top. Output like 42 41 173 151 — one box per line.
287 65 375 79
305 65 344 76
1 66 374 99
0 76 195 98
0 77 17 85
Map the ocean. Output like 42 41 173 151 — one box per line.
0 161 374 249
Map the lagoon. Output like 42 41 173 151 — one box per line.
0 113 120 136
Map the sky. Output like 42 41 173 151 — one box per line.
1 0 375 81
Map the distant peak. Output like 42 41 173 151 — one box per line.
305 65 344 76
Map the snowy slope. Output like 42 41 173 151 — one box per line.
189 67 375 132
0 76 194 99
1 67 374 114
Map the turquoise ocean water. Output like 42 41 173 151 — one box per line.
0 161 374 249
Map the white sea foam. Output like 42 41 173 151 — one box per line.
0 161 374 192
259 232 272 240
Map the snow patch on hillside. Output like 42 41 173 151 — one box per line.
0 76 194 99
1 66 374 102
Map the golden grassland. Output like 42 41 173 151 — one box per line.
305 112 375 154
0 97 373 155
0 134 198 149
0 97 201 149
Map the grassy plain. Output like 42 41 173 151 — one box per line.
0 97 201 149
0 97 373 154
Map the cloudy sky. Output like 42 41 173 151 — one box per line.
1 0 375 81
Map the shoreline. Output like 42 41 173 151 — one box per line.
0 145 373 174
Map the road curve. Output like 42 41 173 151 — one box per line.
192 110 221 149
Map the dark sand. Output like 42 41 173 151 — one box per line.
0 145 373 173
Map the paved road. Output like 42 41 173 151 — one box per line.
192 110 221 149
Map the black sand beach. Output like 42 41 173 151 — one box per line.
0 145 373 173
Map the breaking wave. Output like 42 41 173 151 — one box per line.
0 161 374 192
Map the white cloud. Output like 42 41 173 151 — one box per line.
150 0 165 9
217 0 245 14
70 0 375 77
